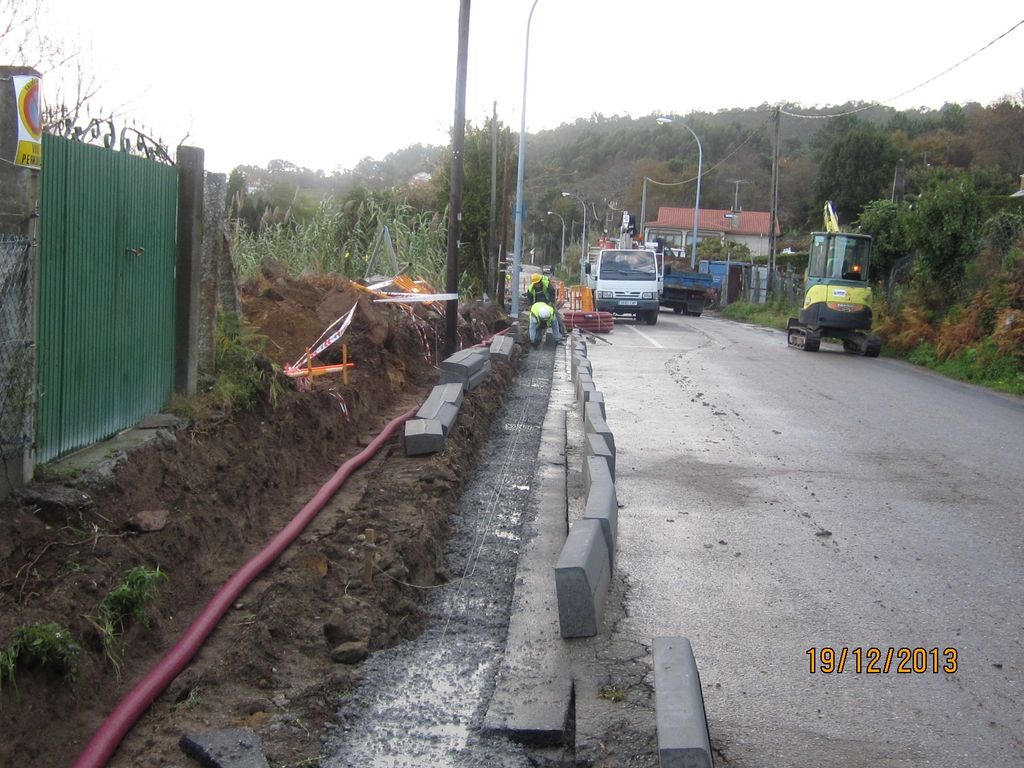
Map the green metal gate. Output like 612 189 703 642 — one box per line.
37 134 178 463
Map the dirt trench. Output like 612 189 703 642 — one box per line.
0 273 514 767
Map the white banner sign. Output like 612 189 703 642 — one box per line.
373 293 459 303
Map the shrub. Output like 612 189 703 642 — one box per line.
876 307 937 353
211 313 283 413
907 341 938 367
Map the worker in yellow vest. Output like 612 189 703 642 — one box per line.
528 300 562 348
527 272 555 306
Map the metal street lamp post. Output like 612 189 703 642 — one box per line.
510 0 541 319
561 191 587 284
656 116 703 269
639 176 649 245
547 210 565 270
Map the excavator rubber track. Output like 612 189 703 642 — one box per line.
787 319 821 352
842 333 882 357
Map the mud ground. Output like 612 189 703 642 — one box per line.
0 272 513 768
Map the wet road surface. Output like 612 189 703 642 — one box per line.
585 310 1024 767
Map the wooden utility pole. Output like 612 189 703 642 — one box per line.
768 107 781 281
497 129 513 308
891 158 906 203
445 0 471 357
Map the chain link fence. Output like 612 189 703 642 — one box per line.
0 234 34 474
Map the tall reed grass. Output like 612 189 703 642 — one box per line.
233 197 451 290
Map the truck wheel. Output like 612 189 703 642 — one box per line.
672 307 683 314
645 310 659 326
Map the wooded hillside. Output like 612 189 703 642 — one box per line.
229 96 1024 287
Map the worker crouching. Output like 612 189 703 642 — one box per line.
528 301 561 348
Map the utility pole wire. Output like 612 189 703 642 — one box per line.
780 17 1024 120
645 113 773 189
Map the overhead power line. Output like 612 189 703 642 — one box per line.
647 112 774 189
780 17 1024 120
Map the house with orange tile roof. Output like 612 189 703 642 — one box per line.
643 206 780 259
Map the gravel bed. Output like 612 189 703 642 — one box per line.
323 347 566 767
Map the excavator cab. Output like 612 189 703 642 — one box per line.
808 232 870 283
787 223 881 356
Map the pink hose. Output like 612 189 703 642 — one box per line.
73 407 418 768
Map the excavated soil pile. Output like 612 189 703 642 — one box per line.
0 270 513 767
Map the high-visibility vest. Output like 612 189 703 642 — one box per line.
530 301 554 324
528 276 551 305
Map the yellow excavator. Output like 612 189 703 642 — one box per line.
786 202 881 356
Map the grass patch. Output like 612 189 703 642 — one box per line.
173 684 203 711
599 685 627 703
33 462 84 483
210 312 283 412
94 565 166 672
719 299 795 330
167 312 284 423
903 341 1024 395
1 622 81 697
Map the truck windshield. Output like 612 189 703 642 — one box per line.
598 250 657 280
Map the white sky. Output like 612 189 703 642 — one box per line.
38 0 1024 175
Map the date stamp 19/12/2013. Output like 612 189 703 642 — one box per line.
806 646 958 674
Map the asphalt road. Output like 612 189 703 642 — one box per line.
585 309 1024 768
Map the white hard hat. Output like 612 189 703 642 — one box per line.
537 304 552 320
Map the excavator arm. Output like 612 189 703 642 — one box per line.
823 201 840 233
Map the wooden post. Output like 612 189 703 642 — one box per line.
362 528 375 587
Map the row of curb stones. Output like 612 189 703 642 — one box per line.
403 332 516 456
556 329 713 768
555 330 614 638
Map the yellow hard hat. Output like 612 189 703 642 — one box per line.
530 273 542 284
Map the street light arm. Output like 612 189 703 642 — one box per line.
561 190 588 284
546 211 565 270
656 116 703 269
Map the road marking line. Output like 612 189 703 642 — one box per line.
623 323 664 348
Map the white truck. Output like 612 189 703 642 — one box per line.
584 245 661 325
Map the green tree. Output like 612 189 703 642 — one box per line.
814 127 899 223
966 95 1024 180
698 238 751 261
905 176 983 292
433 118 511 297
981 210 1024 259
855 199 912 282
